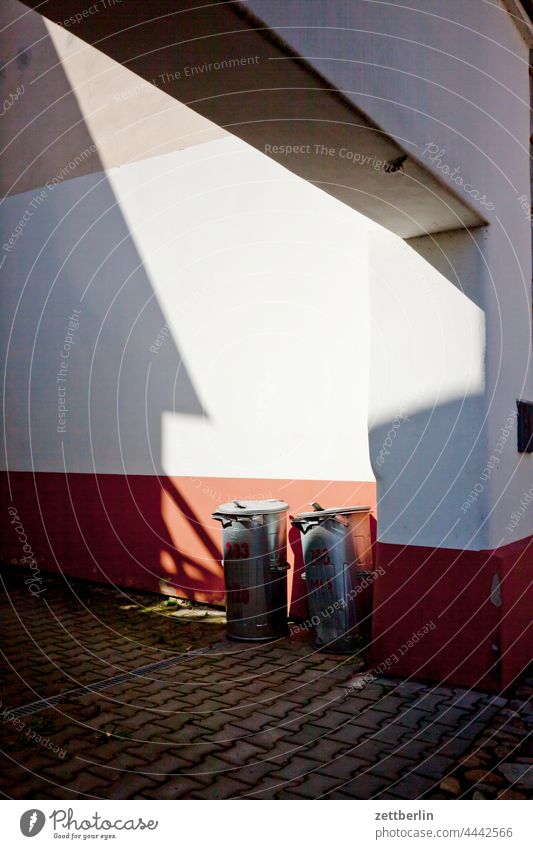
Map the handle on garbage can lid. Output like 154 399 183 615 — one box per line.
211 512 233 528
311 502 350 527
291 507 352 532
212 510 255 528
290 517 321 535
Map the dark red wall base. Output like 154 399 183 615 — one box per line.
4 470 529 691
372 539 533 692
0 471 375 618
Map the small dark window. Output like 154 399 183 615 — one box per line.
517 399 533 452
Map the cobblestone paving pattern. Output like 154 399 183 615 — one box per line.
1 568 530 800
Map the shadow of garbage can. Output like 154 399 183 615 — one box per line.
212 499 290 641
290 505 372 653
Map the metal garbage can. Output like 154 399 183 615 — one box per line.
212 499 290 641
290 506 371 653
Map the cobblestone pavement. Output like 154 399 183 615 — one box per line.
0 568 531 800
439 675 533 800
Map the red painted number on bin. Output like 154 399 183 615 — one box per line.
225 541 250 559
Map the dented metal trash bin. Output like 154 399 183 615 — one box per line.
290 506 371 653
212 499 290 641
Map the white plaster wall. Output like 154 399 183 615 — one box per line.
4 0 531 549
247 0 533 549
246 0 528 227
368 226 488 548
0 135 375 482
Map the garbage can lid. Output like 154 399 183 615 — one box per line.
213 499 289 516
293 505 370 520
